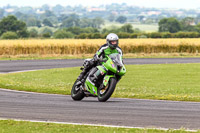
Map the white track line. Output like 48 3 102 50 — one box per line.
0 69 44 74
0 88 64 96
0 118 197 132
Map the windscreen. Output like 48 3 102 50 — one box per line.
109 53 123 66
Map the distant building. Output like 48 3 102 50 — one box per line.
5 8 14 13
36 9 45 14
147 11 161 16
111 11 118 15
87 7 106 12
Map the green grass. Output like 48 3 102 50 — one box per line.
103 22 158 32
133 23 158 32
0 64 200 101
1 53 200 60
0 120 197 133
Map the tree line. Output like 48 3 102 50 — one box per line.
1 15 200 39
0 15 132 39
159 17 200 33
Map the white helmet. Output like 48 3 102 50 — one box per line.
106 33 119 49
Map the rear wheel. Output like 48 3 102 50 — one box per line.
98 78 117 102
71 80 84 101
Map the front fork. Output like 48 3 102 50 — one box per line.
85 65 119 96
103 75 115 87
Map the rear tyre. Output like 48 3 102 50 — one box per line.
71 80 84 101
98 78 117 102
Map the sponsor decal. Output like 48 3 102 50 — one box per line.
110 61 115 68
92 87 96 94
101 71 104 75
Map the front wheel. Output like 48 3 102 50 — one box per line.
98 78 117 102
71 80 84 101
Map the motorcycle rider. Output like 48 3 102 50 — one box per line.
77 33 123 84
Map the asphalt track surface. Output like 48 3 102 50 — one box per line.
0 58 200 130
0 89 200 130
0 58 200 73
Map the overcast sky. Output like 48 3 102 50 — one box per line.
0 0 200 9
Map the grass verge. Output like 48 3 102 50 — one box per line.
0 120 197 133
0 64 200 101
0 53 200 60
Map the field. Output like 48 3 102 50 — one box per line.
0 64 200 102
0 39 200 59
103 22 159 32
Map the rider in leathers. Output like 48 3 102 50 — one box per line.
77 33 123 84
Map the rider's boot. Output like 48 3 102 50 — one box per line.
76 69 87 86
76 59 96 85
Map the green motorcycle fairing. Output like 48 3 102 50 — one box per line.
84 53 126 96
102 53 126 76
85 78 98 96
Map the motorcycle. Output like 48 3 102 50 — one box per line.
71 53 126 102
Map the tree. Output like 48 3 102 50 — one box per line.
79 17 104 28
58 14 69 22
180 17 196 32
43 10 56 18
18 29 29 38
196 14 200 24
92 17 104 28
79 18 93 28
28 28 38 38
25 16 41 27
40 27 53 35
18 7 34 14
0 15 28 37
1 31 18 39
14 12 30 22
61 15 80 28
52 4 65 15
27 18 37 27
83 27 99 33
53 30 74 38
120 24 134 33
15 12 24 18
43 18 53 27
0 8 4 18
194 23 200 33
101 25 121 34
36 20 42 27
66 27 82 35
40 10 58 25
41 4 50 11
108 14 115 22
116 16 127 24
42 32 51 38
66 27 99 35
159 17 181 33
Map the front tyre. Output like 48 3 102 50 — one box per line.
98 78 117 102
71 80 84 101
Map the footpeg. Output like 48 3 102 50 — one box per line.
75 81 82 86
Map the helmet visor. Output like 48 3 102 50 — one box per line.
109 40 118 48
110 40 118 45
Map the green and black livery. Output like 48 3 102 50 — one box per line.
71 53 126 102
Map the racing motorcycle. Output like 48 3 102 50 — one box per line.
71 53 126 102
